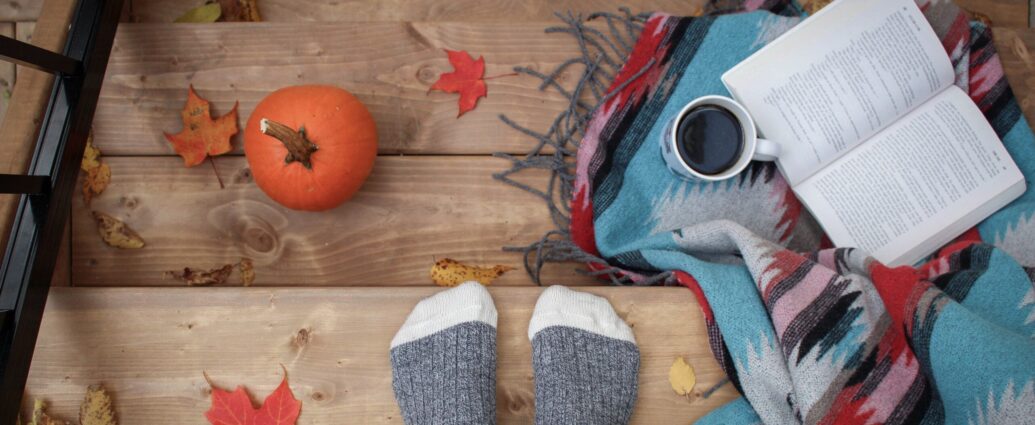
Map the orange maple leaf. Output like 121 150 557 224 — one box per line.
430 49 488 117
204 370 301 425
164 85 239 167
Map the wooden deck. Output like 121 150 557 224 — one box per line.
26 287 735 423
2 0 1034 422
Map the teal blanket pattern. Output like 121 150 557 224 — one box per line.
564 1 1035 423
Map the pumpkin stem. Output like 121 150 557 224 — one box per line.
260 118 319 169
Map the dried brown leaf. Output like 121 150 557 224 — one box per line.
80 384 117 425
430 258 514 287
218 0 261 22
92 211 145 249
29 399 70 425
169 264 234 286
238 258 255 286
802 0 833 14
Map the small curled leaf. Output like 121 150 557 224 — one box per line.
430 258 514 287
92 211 145 249
168 264 234 286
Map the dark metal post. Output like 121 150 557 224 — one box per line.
0 36 81 75
0 0 123 419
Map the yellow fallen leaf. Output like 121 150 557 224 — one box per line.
239 258 255 286
92 211 145 249
83 163 111 205
81 134 101 170
29 399 70 425
81 133 110 205
174 3 221 23
80 385 117 425
669 356 697 398
430 258 514 287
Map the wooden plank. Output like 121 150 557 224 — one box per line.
0 0 41 22
13 21 35 76
0 0 76 260
25 286 735 423
123 0 705 23
13 21 33 42
956 0 1030 27
95 22 605 156
0 23 13 124
72 156 596 286
997 28 1035 126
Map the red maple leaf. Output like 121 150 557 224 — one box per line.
164 85 239 167
429 49 489 117
205 370 301 425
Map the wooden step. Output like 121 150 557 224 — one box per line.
2 0 1021 28
94 21 600 156
118 0 707 23
53 0 1029 28
24 286 736 423
73 156 594 287
955 0 1031 27
994 27 1035 117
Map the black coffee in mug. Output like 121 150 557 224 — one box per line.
675 105 745 175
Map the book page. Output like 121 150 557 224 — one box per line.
722 0 955 185
794 87 1025 265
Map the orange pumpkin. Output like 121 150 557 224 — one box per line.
244 85 378 211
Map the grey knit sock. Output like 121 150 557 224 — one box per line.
528 286 640 425
390 282 497 425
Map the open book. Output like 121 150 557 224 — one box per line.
722 0 1025 265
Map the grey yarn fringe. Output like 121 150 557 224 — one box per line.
493 9 672 286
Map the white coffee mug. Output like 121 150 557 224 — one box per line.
660 95 780 181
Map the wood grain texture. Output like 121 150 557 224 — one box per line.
123 0 705 23
0 23 13 124
73 156 596 286
94 22 607 156
13 21 35 76
0 0 40 21
24 286 735 423
996 28 1035 125
955 0 1030 27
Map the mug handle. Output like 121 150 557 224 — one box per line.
752 138 780 162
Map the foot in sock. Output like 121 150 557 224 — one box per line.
528 286 640 425
390 282 497 425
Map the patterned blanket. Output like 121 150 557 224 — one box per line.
503 0 1035 423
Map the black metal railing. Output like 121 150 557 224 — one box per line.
0 0 122 419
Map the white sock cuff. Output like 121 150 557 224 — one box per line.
391 282 497 348
527 286 636 344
